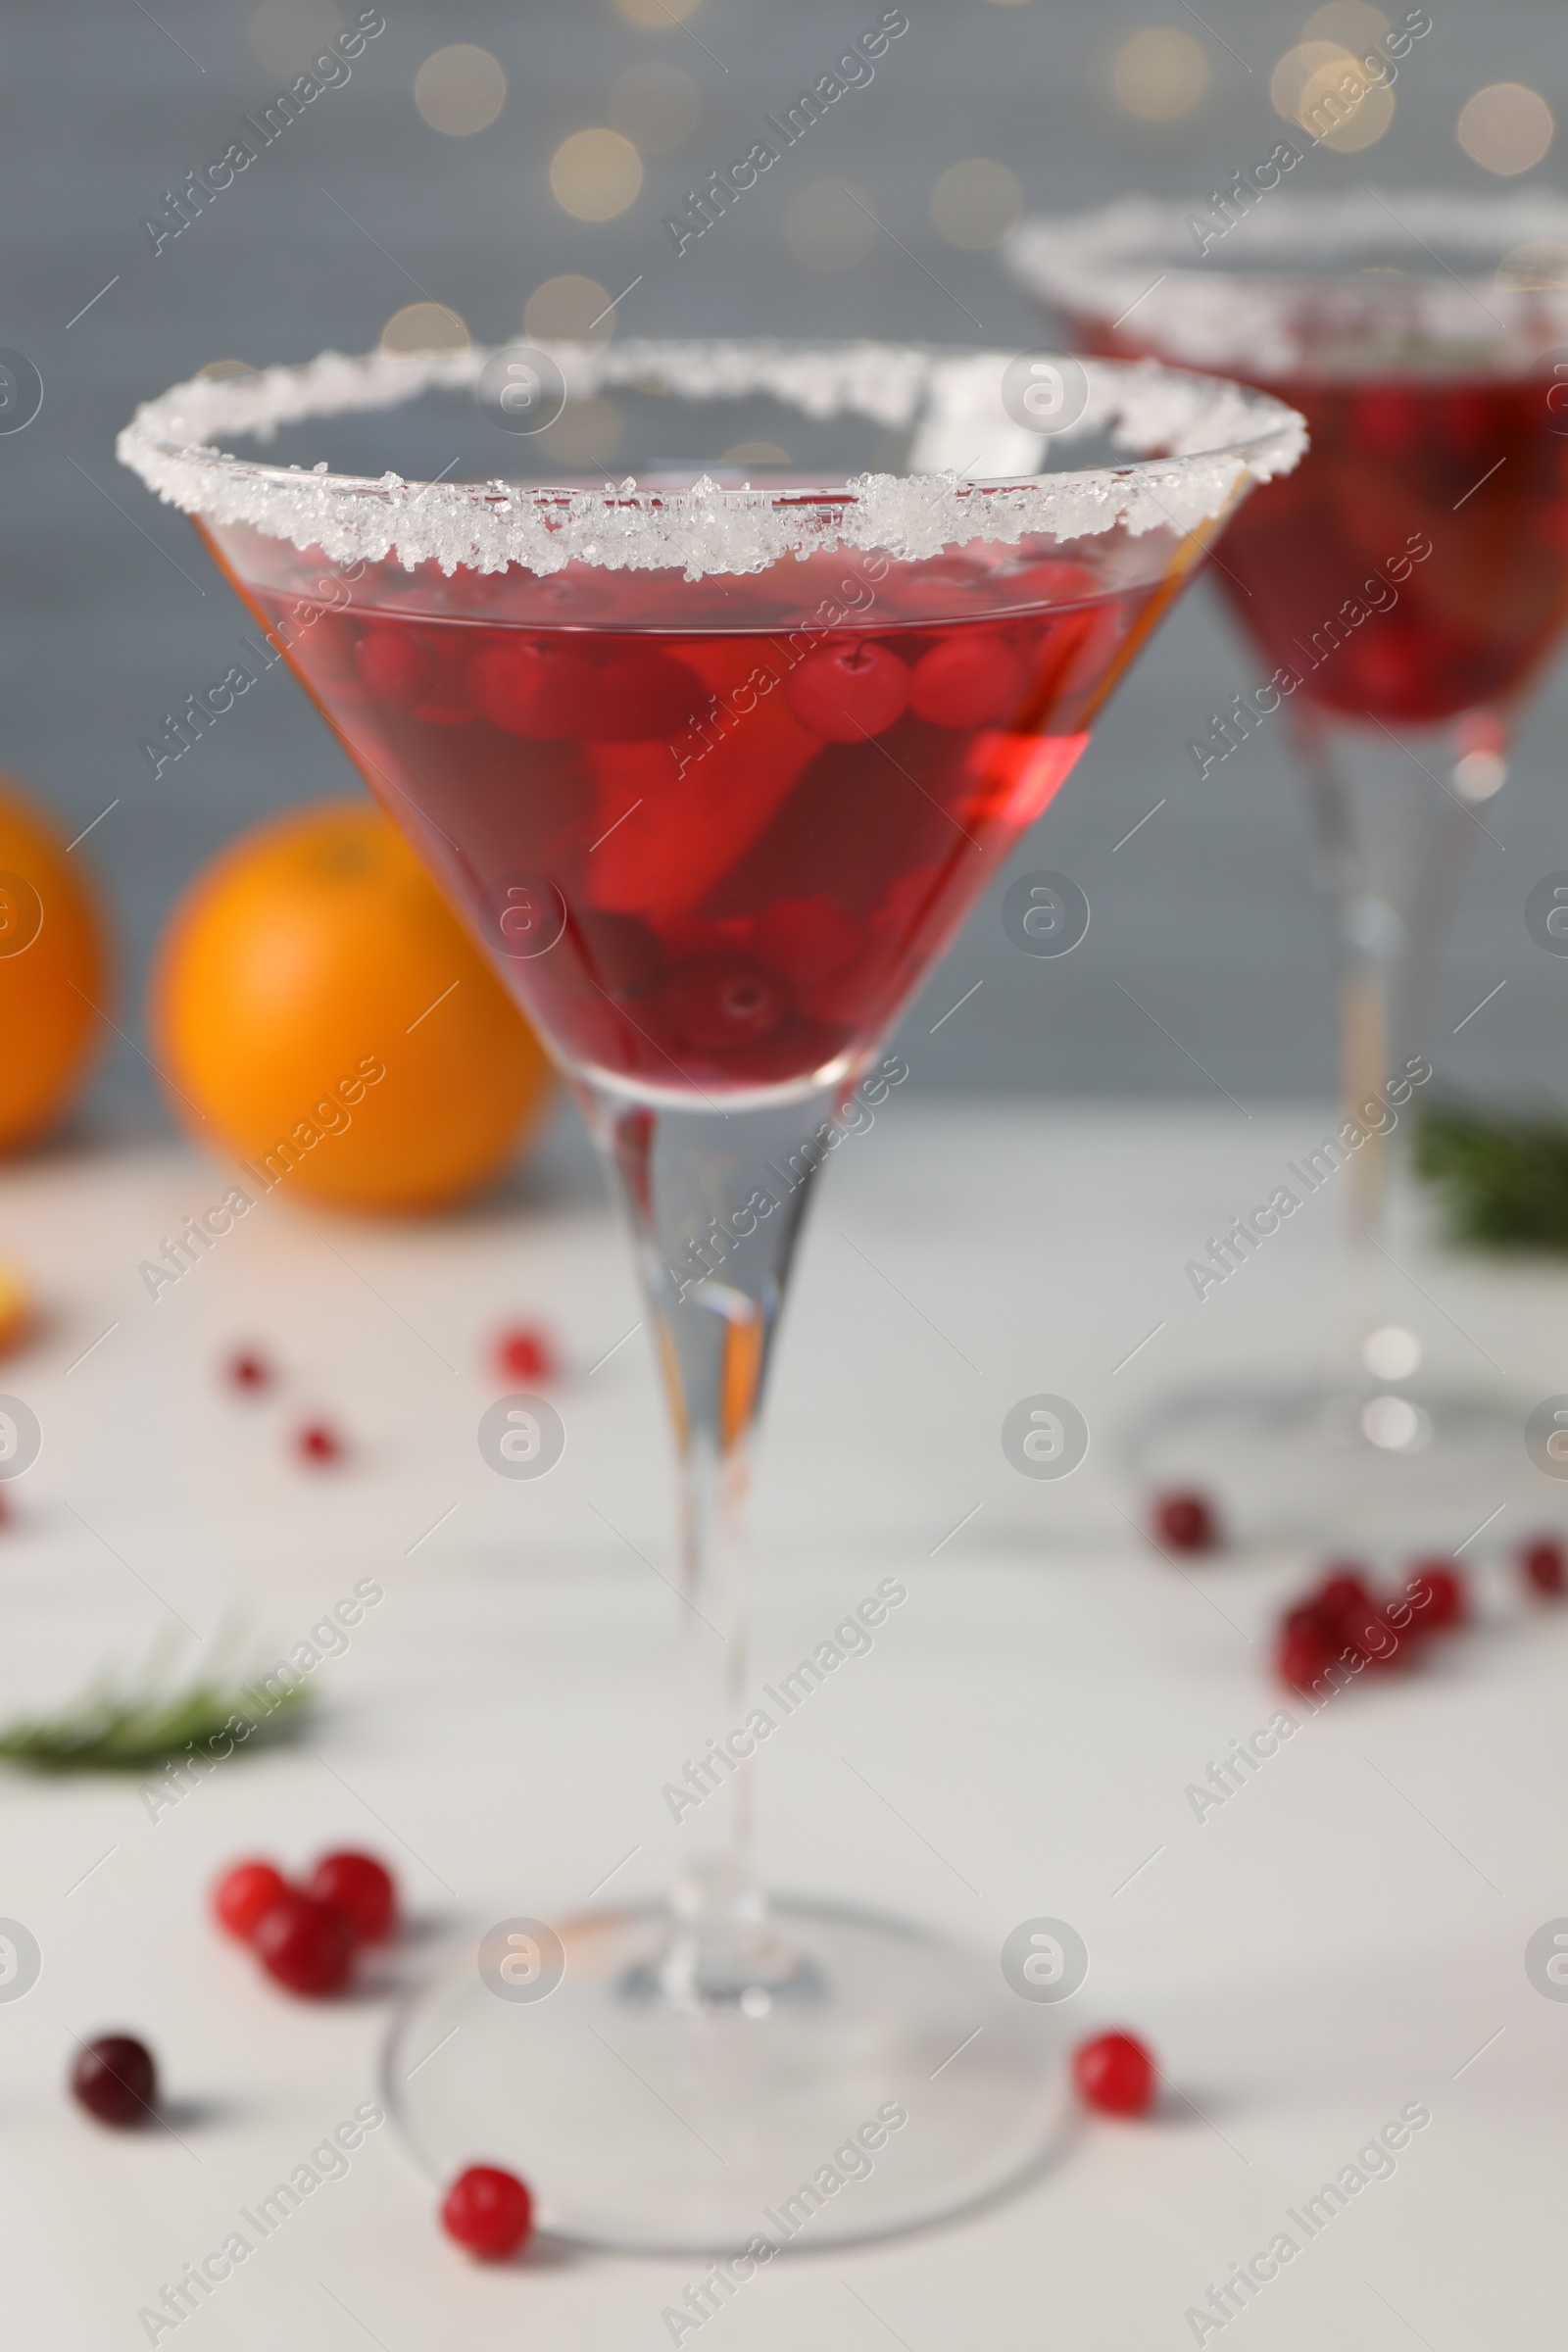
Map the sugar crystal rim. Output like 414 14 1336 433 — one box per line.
116 337 1304 580
1005 189 1568 377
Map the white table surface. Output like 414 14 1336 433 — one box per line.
2 1098 1565 2349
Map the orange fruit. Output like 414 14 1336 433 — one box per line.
152 801 552 1212
0 775 108 1152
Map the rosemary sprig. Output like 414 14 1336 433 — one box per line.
1415 1101 1568 1250
0 1629 314 1773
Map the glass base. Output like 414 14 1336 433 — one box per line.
1127 1375 1531 1550
382 1894 1071 2255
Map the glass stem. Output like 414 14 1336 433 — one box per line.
1298 706 1502 1382
575 1075 842 2001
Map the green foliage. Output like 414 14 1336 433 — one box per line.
1415 1102 1568 1250
0 1646 311 1772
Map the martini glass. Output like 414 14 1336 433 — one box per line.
119 339 1301 2250
1008 193 1568 1544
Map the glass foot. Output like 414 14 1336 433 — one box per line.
1127 1375 1532 1549
382 1895 1071 2255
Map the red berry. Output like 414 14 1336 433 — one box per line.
1337 1592 1405 1672
1315 1565 1373 1618
254 1893 356 1996
71 2034 157 2128
1403 1561 1466 1631
1278 1620 1338 1692
1072 2031 1155 2118
910 634 1026 729
752 896 864 990
660 955 785 1052
227 1349 272 1391
584 651 704 741
1521 1536 1566 1597
213 1859 290 1943
356 629 435 708
785 641 911 741
469 640 596 737
496 1325 557 1385
295 1422 343 1466
442 2165 533 2260
1151 1489 1218 1553
308 1850 397 1945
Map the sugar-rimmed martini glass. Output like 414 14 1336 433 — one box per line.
1009 193 1568 1543
120 340 1300 2251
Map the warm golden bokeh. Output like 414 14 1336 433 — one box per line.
1110 28 1209 122
1495 238 1568 290
1458 82 1554 175
1271 39 1393 150
609 61 701 155
248 0 341 76
414 44 508 136
1301 0 1390 48
613 0 701 28
550 128 644 221
783 179 879 270
379 303 469 359
535 396 624 466
523 273 618 349
930 159 1024 251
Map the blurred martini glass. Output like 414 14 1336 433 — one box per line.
120 338 1300 2250
1009 192 1568 1543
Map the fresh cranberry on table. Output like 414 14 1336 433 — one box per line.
254 1893 356 1996
1072 2031 1155 2118
308 1850 397 1945
1277 1616 1338 1693
71 2034 158 2128
295 1421 344 1466
441 2164 534 2259
1151 1490 1219 1553
1521 1536 1566 1597
1404 1561 1466 1631
213 1859 290 1943
1315 1565 1373 1616
496 1325 558 1385
785 640 911 740
226 1349 272 1392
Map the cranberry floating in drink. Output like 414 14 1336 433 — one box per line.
119 338 1301 2253
1009 193 1568 1545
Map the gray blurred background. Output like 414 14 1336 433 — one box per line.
4 0 1565 1136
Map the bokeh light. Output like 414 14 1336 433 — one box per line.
523 274 618 349
414 45 508 136
609 62 701 156
380 303 469 359
613 0 700 25
929 159 1024 251
537 396 623 466
1301 0 1390 47
1495 238 1568 290
782 180 879 271
248 0 341 76
1271 39 1393 151
1457 83 1554 176
1111 29 1209 122
550 128 644 222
